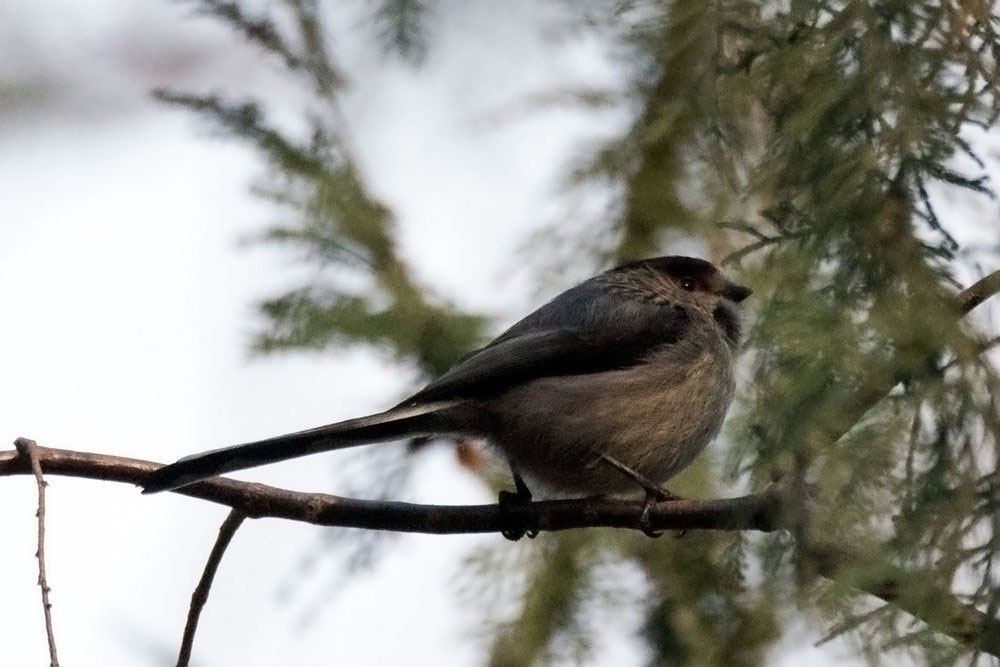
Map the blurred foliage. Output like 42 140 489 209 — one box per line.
154 64 483 378
371 0 430 65
161 0 1000 664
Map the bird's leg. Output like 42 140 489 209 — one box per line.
499 467 537 541
591 452 683 538
592 453 681 501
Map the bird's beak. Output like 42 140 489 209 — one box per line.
719 283 752 303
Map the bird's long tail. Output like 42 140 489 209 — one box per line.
141 401 462 494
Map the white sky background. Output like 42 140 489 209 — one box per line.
1 2 996 666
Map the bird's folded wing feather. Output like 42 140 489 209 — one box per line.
403 280 690 404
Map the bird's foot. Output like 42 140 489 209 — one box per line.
638 489 687 538
639 493 663 538
590 452 685 536
499 474 537 541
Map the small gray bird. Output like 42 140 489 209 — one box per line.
142 256 750 533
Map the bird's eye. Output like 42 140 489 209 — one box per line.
680 277 695 291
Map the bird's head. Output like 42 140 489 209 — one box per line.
607 256 751 345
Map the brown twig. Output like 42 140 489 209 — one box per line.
13 438 60 667
177 510 246 667
959 268 1000 313
0 445 784 535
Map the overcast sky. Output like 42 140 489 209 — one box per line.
2 2 996 666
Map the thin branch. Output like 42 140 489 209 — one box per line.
0 445 785 535
177 509 246 667
13 438 60 667
959 268 1000 313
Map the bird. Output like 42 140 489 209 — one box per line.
142 256 751 534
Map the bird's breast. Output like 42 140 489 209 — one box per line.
490 335 736 496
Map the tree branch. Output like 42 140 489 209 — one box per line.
13 438 60 667
0 445 784 535
4 443 995 656
959 268 1000 313
177 509 246 667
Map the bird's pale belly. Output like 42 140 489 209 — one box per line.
490 345 735 496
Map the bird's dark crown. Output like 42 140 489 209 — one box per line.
610 256 719 289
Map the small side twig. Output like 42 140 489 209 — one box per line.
177 509 246 667
14 437 60 667
959 268 1000 313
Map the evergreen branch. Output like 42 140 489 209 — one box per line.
806 539 1000 657
925 163 993 196
718 219 772 242
189 0 305 74
185 0 344 94
788 268 1000 653
372 0 429 64
283 0 343 95
151 91 327 176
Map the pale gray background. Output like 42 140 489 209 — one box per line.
3 2 996 665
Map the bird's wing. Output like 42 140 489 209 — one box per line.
403 279 689 404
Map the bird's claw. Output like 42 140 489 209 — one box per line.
499 488 537 541
639 494 663 538
639 493 667 537
639 488 687 538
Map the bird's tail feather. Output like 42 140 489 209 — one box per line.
141 401 461 494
